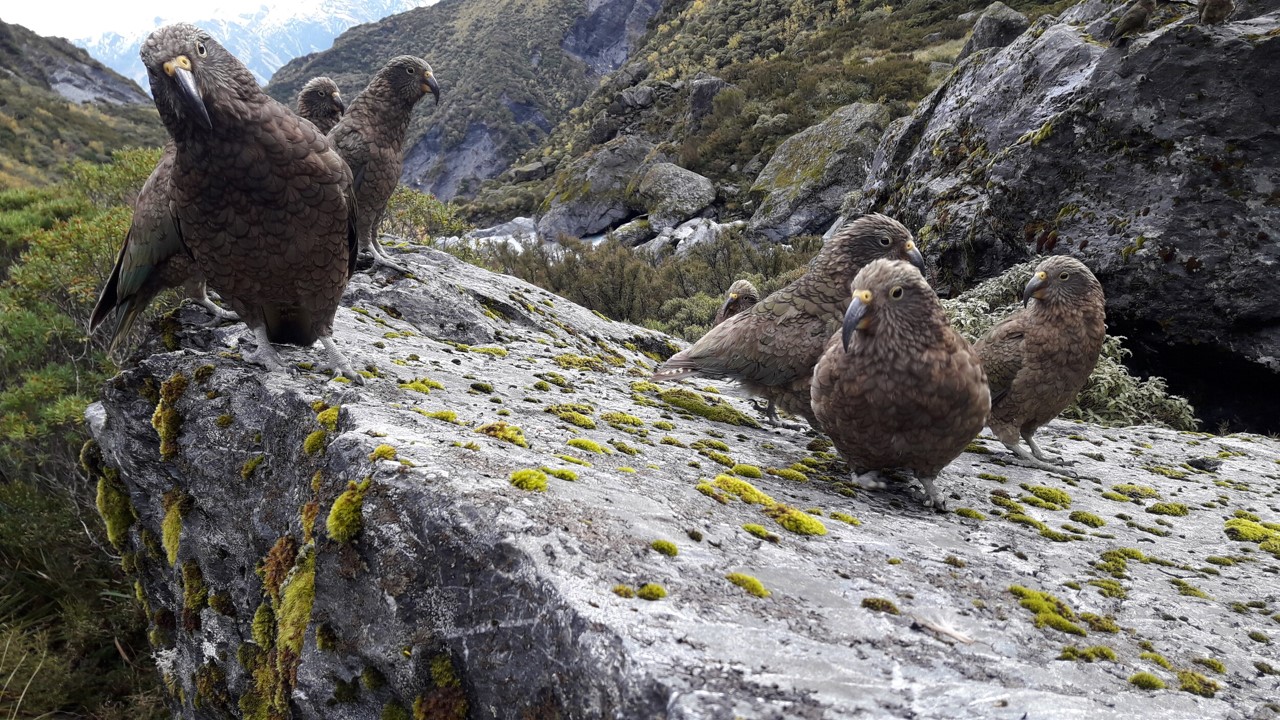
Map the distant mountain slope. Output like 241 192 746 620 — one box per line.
77 0 437 88
266 0 663 200
0 21 164 188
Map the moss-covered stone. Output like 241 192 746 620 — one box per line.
711 474 774 505
742 523 779 542
1068 510 1104 528
1176 669 1218 697
1059 645 1116 662
612 584 636 598
95 467 136 550
658 389 759 427
160 490 190 566
240 454 265 480
954 508 986 521
151 372 188 460
316 406 340 431
1008 585 1086 636
1146 502 1188 516
766 505 827 536
326 478 372 543
303 429 328 455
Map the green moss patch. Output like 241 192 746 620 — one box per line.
1128 672 1166 690
726 573 770 598
1008 585 1086 636
861 597 899 614
658 389 759 427
742 524 779 542
766 467 807 482
766 505 827 536
326 478 371 543
303 429 328 455
540 467 578 482
476 421 529 447
399 377 444 394
510 469 548 492
1112 483 1159 499
1176 669 1218 698
567 438 609 454
316 406 340 431
151 371 188 460
636 583 667 601
1146 502 1188 516
1059 645 1116 662
650 539 678 557
1068 511 1104 528
711 475 775 505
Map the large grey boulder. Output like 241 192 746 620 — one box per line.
687 73 730 127
88 244 1280 719
536 135 658 239
957 1 1030 61
635 162 717 231
852 7 1280 430
749 102 890 242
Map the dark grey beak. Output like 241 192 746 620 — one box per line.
842 294 871 351
334 94 346 114
425 73 441 105
1022 270 1048 307
905 240 925 273
173 65 212 130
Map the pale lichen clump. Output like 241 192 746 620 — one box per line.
326 478 372 543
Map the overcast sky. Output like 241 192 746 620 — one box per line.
7 1 312 40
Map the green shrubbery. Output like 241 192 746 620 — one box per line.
1 147 166 719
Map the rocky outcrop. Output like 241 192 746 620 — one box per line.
89 244 1280 719
852 4 1280 432
957 2 1030 61
635 162 716 232
749 103 890 241
0 20 149 104
562 0 665 74
687 73 730 128
536 135 660 239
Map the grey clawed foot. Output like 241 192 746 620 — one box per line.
1004 442 1079 478
366 238 412 275
321 335 365 385
1025 436 1074 465
917 476 948 512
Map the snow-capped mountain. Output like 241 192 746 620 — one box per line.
77 0 437 89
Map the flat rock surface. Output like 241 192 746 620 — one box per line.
90 247 1280 719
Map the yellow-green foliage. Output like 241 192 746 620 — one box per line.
1059 645 1116 662
1193 657 1226 674
1112 483 1160 499
1128 672 1166 690
161 492 188 566
509 468 548 492
730 463 762 478
830 512 861 525
659 388 759 427
1140 651 1172 669
726 573 770 598
316 406 340 431
1080 614 1118 633
326 478 372 543
182 560 208 613
277 545 317 656
1068 511 1104 528
252 603 275 648
240 454 265 480
636 583 667 600
612 584 636 598
415 408 459 423
711 474 774 505
95 470 136 549
540 466 578 481
369 444 397 462
567 437 609 454
1224 517 1279 543
556 454 591 466
476 421 528 447
553 353 605 371
943 261 1195 429
1146 502 1188 516
150 372 188 460
954 508 986 520
399 377 445 394
766 505 827 536
380 186 473 243
1025 485 1071 508
545 402 596 428
742 523 778 541
1177 670 1218 697
861 597 899 614
601 411 643 427
766 467 807 482
303 430 328 455
1008 585 1086 636
650 539 678 557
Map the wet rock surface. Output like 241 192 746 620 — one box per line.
89 246 1280 719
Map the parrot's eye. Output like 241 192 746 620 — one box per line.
196 41 207 57
1059 272 1069 280
890 286 904 300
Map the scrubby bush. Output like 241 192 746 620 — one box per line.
381 185 474 242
